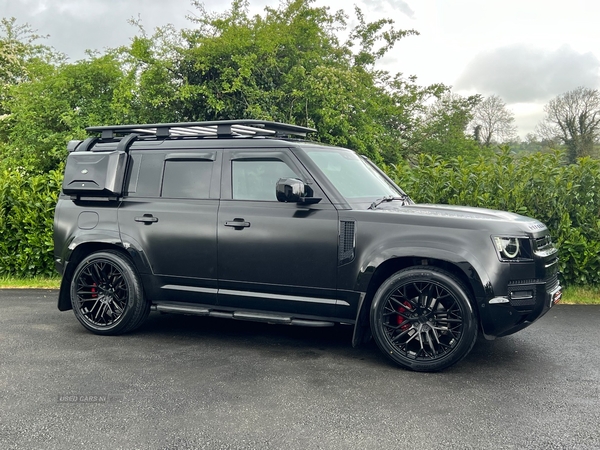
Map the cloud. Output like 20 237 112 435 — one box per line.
3 0 417 61
363 0 415 19
1 0 216 60
455 44 600 103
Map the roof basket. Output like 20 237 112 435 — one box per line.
86 120 316 139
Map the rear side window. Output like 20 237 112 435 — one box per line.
161 160 213 199
127 151 216 199
128 152 164 197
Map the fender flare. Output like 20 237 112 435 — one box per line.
351 246 494 347
57 231 151 311
356 246 492 298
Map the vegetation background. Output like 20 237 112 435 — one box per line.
1 0 599 289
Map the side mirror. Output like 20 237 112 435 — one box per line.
276 178 322 204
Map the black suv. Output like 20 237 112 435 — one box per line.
53 120 561 371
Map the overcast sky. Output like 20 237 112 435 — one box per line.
2 0 600 138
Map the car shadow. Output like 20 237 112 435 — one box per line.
127 311 548 374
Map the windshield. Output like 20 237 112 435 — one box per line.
303 147 403 200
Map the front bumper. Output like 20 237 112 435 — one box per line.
480 233 561 339
483 271 561 338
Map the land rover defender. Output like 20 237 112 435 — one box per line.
53 120 561 371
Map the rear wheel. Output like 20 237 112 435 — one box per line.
370 266 477 372
70 250 149 335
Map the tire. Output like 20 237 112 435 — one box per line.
70 250 150 335
370 266 477 372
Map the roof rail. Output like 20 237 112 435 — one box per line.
86 120 316 139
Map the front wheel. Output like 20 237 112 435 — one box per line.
70 250 150 335
370 266 477 372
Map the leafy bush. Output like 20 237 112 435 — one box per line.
0 166 63 277
386 149 600 286
1 148 599 287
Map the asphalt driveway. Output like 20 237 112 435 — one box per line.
0 290 599 449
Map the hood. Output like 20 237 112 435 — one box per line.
376 203 547 233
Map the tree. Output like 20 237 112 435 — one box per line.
537 86 600 163
0 18 73 171
0 0 485 170
0 18 54 85
409 92 483 159
142 0 428 163
470 94 517 146
0 18 60 115
0 55 126 172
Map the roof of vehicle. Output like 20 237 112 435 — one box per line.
86 120 315 139
70 120 358 154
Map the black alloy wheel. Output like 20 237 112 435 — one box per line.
70 250 149 335
370 266 477 372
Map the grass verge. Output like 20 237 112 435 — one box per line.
0 277 598 304
561 285 600 305
0 276 61 289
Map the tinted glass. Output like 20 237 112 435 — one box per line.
232 160 297 201
304 148 398 199
130 152 164 197
162 160 212 199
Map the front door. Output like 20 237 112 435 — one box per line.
217 149 339 317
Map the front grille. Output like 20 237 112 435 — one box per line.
509 279 538 285
510 297 536 307
507 270 560 312
509 273 558 289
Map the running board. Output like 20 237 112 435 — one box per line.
154 304 210 316
233 311 291 324
152 304 335 327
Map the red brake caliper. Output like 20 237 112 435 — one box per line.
91 283 97 298
396 301 412 331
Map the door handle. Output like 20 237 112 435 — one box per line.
225 218 251 229
135 214 158 224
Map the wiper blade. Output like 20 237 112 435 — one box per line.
369 194 410 210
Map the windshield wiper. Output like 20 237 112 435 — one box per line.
369 194 410 210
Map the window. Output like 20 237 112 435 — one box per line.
232 159 297 201
304 147 399 199
161 160 213 199
128 152 164 198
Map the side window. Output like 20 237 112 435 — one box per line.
161 160 213 199
128 152 165 198
232 159 297 201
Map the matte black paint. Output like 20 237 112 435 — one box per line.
54 131 560 342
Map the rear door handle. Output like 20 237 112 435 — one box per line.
135 214 158 224
225 218 251 228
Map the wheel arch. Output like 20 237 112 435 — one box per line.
57 241 146 311
352 254 488 347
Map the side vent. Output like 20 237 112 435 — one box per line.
338 220 356 265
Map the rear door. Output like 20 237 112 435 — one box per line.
118 149 221 305
217 148 339 317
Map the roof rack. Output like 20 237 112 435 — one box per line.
86 120 316 139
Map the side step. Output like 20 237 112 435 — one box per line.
152 303 335 327
154 304 210 316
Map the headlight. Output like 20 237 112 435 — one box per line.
492 236 533 261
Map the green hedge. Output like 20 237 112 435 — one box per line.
1 150 599 287
0 167 63 277
386 150 600 286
